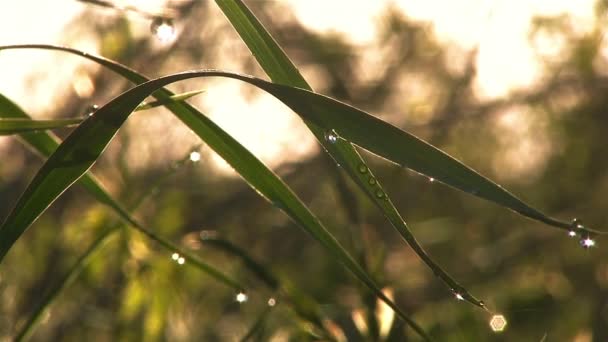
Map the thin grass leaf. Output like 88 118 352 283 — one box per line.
0 69 431 341
0 93 242 291
239 305 272 342
0 117 82 135
214 0 487 307
0 90 204 135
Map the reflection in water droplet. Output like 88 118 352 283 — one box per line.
85 105 99 117
171 253 179 260
150 17 176 43
324 130 338 144
189 151 201 162
358 164 367 174
568 230 577 237
429 177 435 182
454 292 464 301
177 257 185 265
236 292 248 303
267 298 276 306
368 177 376 185
580 236 595 248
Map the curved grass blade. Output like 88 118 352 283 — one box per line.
0 70 431 341
0 117 82 135
0 93 242 292
214 0 487 307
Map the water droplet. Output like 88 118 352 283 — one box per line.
324 130 338 144
454 293 464 301
236 292 248 303
478 300 485 307
151 17 176 43
568 230 577 237
177 257 185 265
189 151 201 162
429 177 435 182
85 104 98 117
171 252 179 261
580 236 596 248
375 189 384 199
489 314 507 332
368 177 376 185
267 298 276 307
358 164 368 174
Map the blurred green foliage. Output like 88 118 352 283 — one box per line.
1 1 607 341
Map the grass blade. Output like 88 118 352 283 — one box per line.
0 117 82 135
0 69 431 340
0 90 205 136
214 0 487 308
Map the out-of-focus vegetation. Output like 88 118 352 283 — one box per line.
1 0 607 340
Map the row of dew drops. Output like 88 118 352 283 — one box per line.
325 129 598 250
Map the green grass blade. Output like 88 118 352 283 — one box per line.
0 90 204 136
0 70 431 341
0 93 242 290
214 0 488 308
0 117 82 135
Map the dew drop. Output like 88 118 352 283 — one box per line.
85 104 99 117
489 314 507 332
429 177 435 182
368 177 377 185
571 218 585 230
568 230 577 237
324 130 338 144
151 17 176 43
454 293 464 301
580 236 596 249
358 164 368 174
171 252 179 261
177 257 185 265
189 151 201 162
375 189 384 199
267 297 276 307
236 292 248 303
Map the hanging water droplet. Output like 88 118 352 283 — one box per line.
324 130 338 144
368 177 376 185
151 17 176 43
429 177 435 182
267 297 276 307
580 236 596 249
571 218 586 230
375 189 384 199
454 292 464 301
478 300 485 307
85 104 98 117
189 151 201 162
358 164 368 174
171 252 179 261
235 292 248 303
177 257 185 265
568 230 577 237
